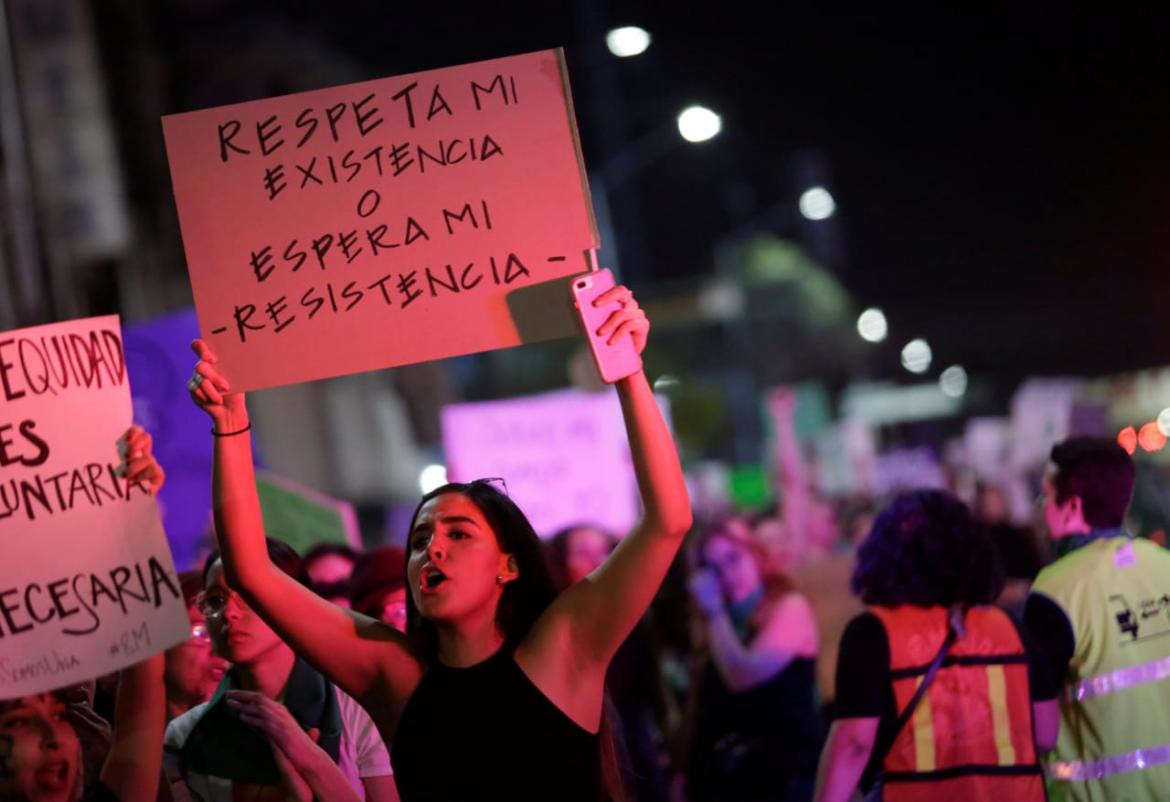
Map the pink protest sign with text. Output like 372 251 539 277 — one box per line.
441 389 671 538
0 316 189 699
163 49 598 392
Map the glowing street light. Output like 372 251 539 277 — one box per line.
418 464 448 494
1118 426 1138 455
1157 407 1170 436
901 339 932 374
939 365 968 398
677 105 721 143
799 186 836 221
1139 422 1167 452
857 308 888 343
606 26 651 57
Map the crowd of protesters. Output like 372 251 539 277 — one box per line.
7 285 1170 802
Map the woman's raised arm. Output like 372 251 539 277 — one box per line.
524 287 692 671
188 340 420 708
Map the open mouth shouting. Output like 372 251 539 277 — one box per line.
34 758 72 794
420 566 449 593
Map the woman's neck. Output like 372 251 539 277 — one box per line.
235 644 296 698
727 585 765 636
434 605 506 667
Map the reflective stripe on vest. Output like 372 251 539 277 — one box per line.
1046 741 1170 781
1075 653 1170 701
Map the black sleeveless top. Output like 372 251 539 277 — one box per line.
688 657 825 801
390 648 605 802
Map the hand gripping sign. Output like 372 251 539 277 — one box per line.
0 316 189 698
163 49 598 391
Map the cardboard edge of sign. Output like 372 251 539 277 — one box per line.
553 47 601 250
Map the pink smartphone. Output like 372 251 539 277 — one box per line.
570 268 642 383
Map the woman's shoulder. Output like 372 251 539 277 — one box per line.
763 590 817 628
839 610 887 648
760 591 820 654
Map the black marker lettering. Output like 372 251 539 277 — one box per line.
233 304 265 343
480 134 503 161
301 286 326 320
460 263 483 290
294 107 318 147
217 120 249 162
17 421 49 468
341 281 364 311
404 217 429 245
297 157 323 187
311 234 334 270
265 297 294 333
263 164 287 199
251 245 275 282
471 75 509 110
356 189 381 218
368 275 394 304
284 239 308 272
325 101 347 142
428 85 453 120
366 224 396 256
426 265 459 297
256 114 284 156
339 229 362 263
353 92 383 135
0 339 25 401
397 271 422 307
391 82 419 128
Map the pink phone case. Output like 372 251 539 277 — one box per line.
571 269 642 383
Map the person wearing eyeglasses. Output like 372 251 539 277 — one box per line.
187 284 691 801
163 571 230 723
163 539 398 802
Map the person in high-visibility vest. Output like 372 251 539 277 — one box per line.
815 489 1059 802
1024 436 1170 801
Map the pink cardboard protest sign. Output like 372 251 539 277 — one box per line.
0 316 190 698
441 389 670 538
163 49 598 391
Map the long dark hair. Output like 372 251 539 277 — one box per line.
851 489 1004 607
403 480 558 658
402 481 626 801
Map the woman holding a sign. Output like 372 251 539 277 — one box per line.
188 284 691 801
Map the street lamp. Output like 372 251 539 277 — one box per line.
605 26 651 58
677 105 722 143
857 307 888 343
901 339 932 374
939 365 968 398
418 464 447 494
799 186 836 220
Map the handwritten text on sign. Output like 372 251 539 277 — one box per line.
0 316 189 698
441 389 669 538
163 49 597 391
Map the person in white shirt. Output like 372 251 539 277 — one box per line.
164 539 397 802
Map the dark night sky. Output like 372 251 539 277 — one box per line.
140 5 1170 381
